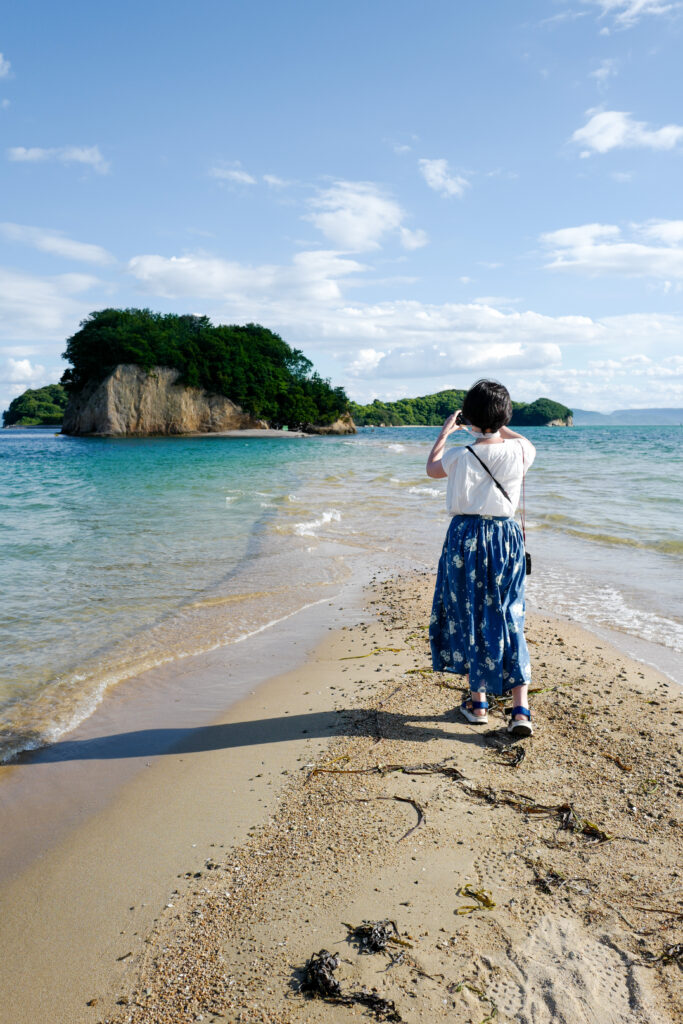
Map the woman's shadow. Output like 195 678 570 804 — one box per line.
12 704 500 765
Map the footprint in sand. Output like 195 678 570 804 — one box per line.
485 915 662 1024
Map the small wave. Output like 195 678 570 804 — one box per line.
528 573 683 657
387 443 405 452
294 509 342 536
409 486 442 497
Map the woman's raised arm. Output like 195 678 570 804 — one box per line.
426 411 464 479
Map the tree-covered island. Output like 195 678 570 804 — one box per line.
2 384 69 427
350 390 572 427
58 309 350 430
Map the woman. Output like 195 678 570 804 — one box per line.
426 379 536 736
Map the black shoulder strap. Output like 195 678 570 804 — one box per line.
466 445 512 505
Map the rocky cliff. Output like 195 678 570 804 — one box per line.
61 365 267 436
304 412 356 435
61 364 357 436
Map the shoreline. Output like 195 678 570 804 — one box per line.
1 571 681 1024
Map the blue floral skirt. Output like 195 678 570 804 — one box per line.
429 514 531 695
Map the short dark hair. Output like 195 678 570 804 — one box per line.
461 379 512 432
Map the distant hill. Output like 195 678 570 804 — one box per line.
573 408 683 426
349 389 572 427
2 384 68 427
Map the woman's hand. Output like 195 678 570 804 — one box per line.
427 410 464 479
441 410 464 435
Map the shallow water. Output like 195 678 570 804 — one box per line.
1 423 681 760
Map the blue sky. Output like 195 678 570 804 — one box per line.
2 0 683 414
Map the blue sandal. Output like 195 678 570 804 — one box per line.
506 706 533 737
460 698 489 725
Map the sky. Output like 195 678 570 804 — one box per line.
2 0 683 415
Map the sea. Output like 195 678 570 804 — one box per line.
1 424 681 763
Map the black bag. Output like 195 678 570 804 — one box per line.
466 445 532 575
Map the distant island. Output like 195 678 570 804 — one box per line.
349 390 573 427
572 408 683 426
3 383 69 427
3 309 355 436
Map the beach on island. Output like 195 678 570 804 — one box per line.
1 569 681 1024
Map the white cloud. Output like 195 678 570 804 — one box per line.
209 164 256 185
307 181 424 252
263 174 289 187
542 220 683 278
582 0 683 28
572 109 683 155
640 219 683 244
6 357 46 384
120 237 683 412
7 145 110 174
418 158 469 198
0 223 113 265
515 352 683 412
399 227 428 250
128 249 367 305
348 348 386 376
589 58 618 86
0 53 10 78
0 267 100 339
355 340 562 379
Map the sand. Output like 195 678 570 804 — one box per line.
0 571 681 1024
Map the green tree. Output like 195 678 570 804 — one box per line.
3 384 69 426
350 389 571 427
60 309 349 430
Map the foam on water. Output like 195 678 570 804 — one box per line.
293 508 342 536
409 486 441 497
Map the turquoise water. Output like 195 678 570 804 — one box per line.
1 424 681 761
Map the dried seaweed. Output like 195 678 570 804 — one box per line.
557 805 613 843
306 758 466 784
627 904 683 918
449 980 499 1022
455 886 496 914
340 647 403 660
485 738 526 768
356 795 426 842
301 949 344 999
354 989 403 1021
300 949 403 1020
342 919 412 953
307 757 612 843
533 867 568 894
524 858 594 896
653 942 683 967
601 751 633 772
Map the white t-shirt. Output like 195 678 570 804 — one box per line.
441 437 535 516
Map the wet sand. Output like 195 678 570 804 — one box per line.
0 572 681 1024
